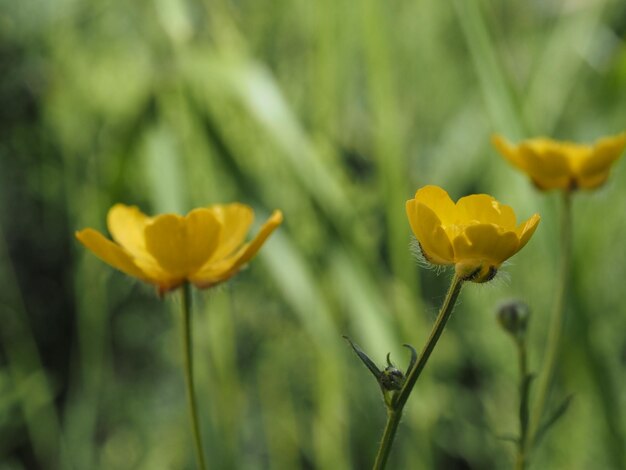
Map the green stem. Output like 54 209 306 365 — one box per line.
372 274 465 469
181 283 208 470
528 190 572 447
515 339 529 470
373 408 402 470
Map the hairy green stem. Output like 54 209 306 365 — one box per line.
373 274 464 469
528 190 572 447
181 283 208 470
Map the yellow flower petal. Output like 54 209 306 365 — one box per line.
452 224 519 267
413 185 457 225
75 228 150 282
233 210 283 264
492 135 528 173
144 209 221 278
190 210 283 288
208 203 254 261
576 171 610 189
107 204 151 258
576 133 626 189
516 214 541 251
519 142 572 189
406 200 454 264
456 194 517 230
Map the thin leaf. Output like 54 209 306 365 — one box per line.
533 395 574 448
496 433 520 445
342 336 382 382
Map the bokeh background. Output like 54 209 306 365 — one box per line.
2 0 626 468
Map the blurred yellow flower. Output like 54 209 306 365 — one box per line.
492 132 626 191
76 203 283 294
406 186 540 283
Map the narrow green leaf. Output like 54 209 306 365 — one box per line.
533 395 574 448
496 433 520 445
342 336 382 382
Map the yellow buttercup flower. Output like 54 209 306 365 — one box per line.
406 186 540 282
76 203 283 294
492 132 626 191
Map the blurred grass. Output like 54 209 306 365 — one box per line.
1 0 626 468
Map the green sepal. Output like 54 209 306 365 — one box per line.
402 343 418 374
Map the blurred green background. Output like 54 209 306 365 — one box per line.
2 0 626 468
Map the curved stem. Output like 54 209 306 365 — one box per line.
181 283 208 470
372 274 464 469
528 190 572 447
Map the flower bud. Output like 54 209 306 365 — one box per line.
497 300 530 339
380 365 405 391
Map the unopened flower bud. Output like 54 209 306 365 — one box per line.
497 300 530 339
381 366 405 391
